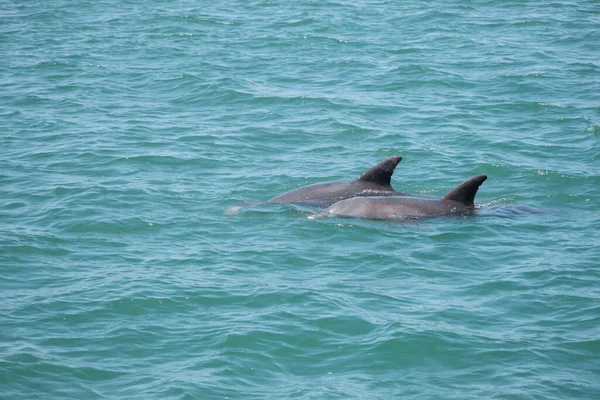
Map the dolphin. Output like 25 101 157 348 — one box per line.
267 156 404 207
315 175 487 219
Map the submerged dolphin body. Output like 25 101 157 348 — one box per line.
267 156 404 207
317 175 487 220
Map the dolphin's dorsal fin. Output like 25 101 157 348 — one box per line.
355 156 402 187
442 175 488 207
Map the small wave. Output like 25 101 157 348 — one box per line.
34 61 74 69
536 101 567 109
586 124 600 136
479 204 556 218
482 196 516 207
307 212 326 220
224 205 243 216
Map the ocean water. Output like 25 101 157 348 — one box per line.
1 0 599 398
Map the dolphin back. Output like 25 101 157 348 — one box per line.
268 155 403 205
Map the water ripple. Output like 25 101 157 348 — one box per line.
2 0 599 399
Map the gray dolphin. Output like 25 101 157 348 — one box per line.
267 155 404 207
316 175 487 219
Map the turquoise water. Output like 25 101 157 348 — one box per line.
2 0 599 398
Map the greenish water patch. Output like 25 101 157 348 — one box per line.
1 1 599 399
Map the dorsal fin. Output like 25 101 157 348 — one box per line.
355 156 402 187
442 175 487 207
